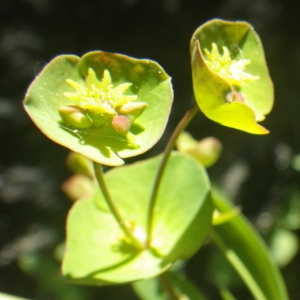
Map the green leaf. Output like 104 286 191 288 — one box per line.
18 253 87 300
210 191 289 300
132 277 168 300
23 52 173 166
164 272 208 300
212 206 241 226
132 272 208 300
0 293 31 300
219 287 237 300
62 152 213 284
190 19 273 134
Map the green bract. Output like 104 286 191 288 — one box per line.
24 51 173 166
62 153 213 284
190 19 273 134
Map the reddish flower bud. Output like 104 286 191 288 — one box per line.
226 91 245 103
111 115 131 134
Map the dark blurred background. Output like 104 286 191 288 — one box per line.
1 0 300 299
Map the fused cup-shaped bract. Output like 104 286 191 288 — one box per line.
62 153 213 285
23 51 173 166
190 19 273 134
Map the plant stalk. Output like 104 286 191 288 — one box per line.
93 162 145 250
160 274 179 300
146 102 199 247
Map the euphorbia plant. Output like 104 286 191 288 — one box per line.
23 19 288 299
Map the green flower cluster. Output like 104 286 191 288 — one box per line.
58 68 148 148
203 43 260 105
204 43 259 87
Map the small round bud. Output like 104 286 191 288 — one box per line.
188 137 222 168
111 115 131 134
226 91 245 103
58 106 92 128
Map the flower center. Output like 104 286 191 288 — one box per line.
204 43 259 87
58 68 148 148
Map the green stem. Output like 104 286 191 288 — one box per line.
93 162 145 251
159 274 179 300
146 102 199 247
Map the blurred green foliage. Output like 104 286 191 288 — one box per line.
1 1 300 299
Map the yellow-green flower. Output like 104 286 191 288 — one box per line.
204 43 259 86
64 68 138 116
59 68 148 148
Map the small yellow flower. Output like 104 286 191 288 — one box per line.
204 43 259 86
64 68 138 116
59 68 148 148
